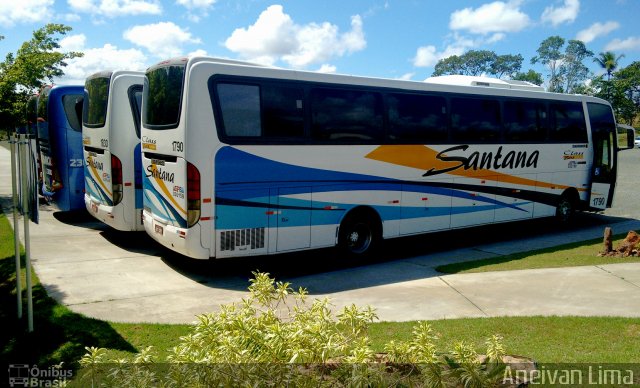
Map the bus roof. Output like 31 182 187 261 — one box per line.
150 56 610 106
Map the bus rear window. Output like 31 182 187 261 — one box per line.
63 94 83 132
143 65 185 129
83 76 110 128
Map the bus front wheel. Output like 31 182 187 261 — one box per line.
338 211 380 257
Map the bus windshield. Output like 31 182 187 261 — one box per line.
143 64 185 129
83 76 110 128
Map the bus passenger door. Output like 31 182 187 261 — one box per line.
587 103 617 210
276 187 311 252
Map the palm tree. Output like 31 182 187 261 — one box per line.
594 51 624 101
594 51 624 81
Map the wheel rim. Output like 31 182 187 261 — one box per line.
557 199 572 221
345 222 372 254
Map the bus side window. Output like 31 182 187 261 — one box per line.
262 84 305 139
503 100 547 142
387 93 447 143
549 102 587 143
450 97 501 143
310 88 383 142
217 83 261 137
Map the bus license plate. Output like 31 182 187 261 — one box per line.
91 203 98 213
154 224 163 235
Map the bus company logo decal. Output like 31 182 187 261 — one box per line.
563 150 585 160
85 156 103 171
142 136 157 150
366 145 539 178
146 164 175 183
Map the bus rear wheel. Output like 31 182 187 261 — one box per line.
338 212 380 257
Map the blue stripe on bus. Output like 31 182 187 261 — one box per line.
142 175 187 228
84 165 113 206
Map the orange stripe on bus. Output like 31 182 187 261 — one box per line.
365 145 586 192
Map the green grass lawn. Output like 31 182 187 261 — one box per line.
437 234 640 274
1 210 639 377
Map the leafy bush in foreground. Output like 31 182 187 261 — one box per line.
78 272 509 387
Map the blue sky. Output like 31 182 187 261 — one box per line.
1 0 639 85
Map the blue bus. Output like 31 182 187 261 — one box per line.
36 85 85 211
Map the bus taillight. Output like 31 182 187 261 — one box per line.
111 154 123 205
187 161 201 227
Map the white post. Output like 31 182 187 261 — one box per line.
19 134 34 332
9 134 23 319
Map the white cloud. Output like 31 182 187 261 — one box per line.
0 0 53 27
316 64 337 73
413 35 475 68
449 1 530 35
187 49 209 58
541 0 580 26
123 22 202 59
605 36 640 52
397 73 415 81
224 5 366 68
67 0 161 17
59 34 87 51
54 34 148 85
176 0 217 22
576 21 620 43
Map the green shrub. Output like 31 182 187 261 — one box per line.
77 272 510 387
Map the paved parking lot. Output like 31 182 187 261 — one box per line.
2 143 640 323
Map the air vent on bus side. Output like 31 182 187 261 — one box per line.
220 227 265 251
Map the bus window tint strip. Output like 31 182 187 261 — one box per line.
210 76 594 145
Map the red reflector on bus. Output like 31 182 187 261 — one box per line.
124 182 132 187
203 198 211 203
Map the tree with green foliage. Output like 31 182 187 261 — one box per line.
0 24 82 130
490 53 523 79
531 35 565 92
559 40 593 94
512 69 544 86
593 51 625 101
594 51 625 81
610 61 640 124
432 50 523 79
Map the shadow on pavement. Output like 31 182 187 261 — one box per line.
154 212 637 294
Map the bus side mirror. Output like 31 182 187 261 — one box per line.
617 125 636 150
627 128 635 150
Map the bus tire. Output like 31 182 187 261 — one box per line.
338 210 381 257
556 193 576 223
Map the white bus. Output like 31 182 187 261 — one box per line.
82 70 145 231
141 57 631 260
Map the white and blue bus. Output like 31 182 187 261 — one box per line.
141 57 630 260
82 70 144 231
